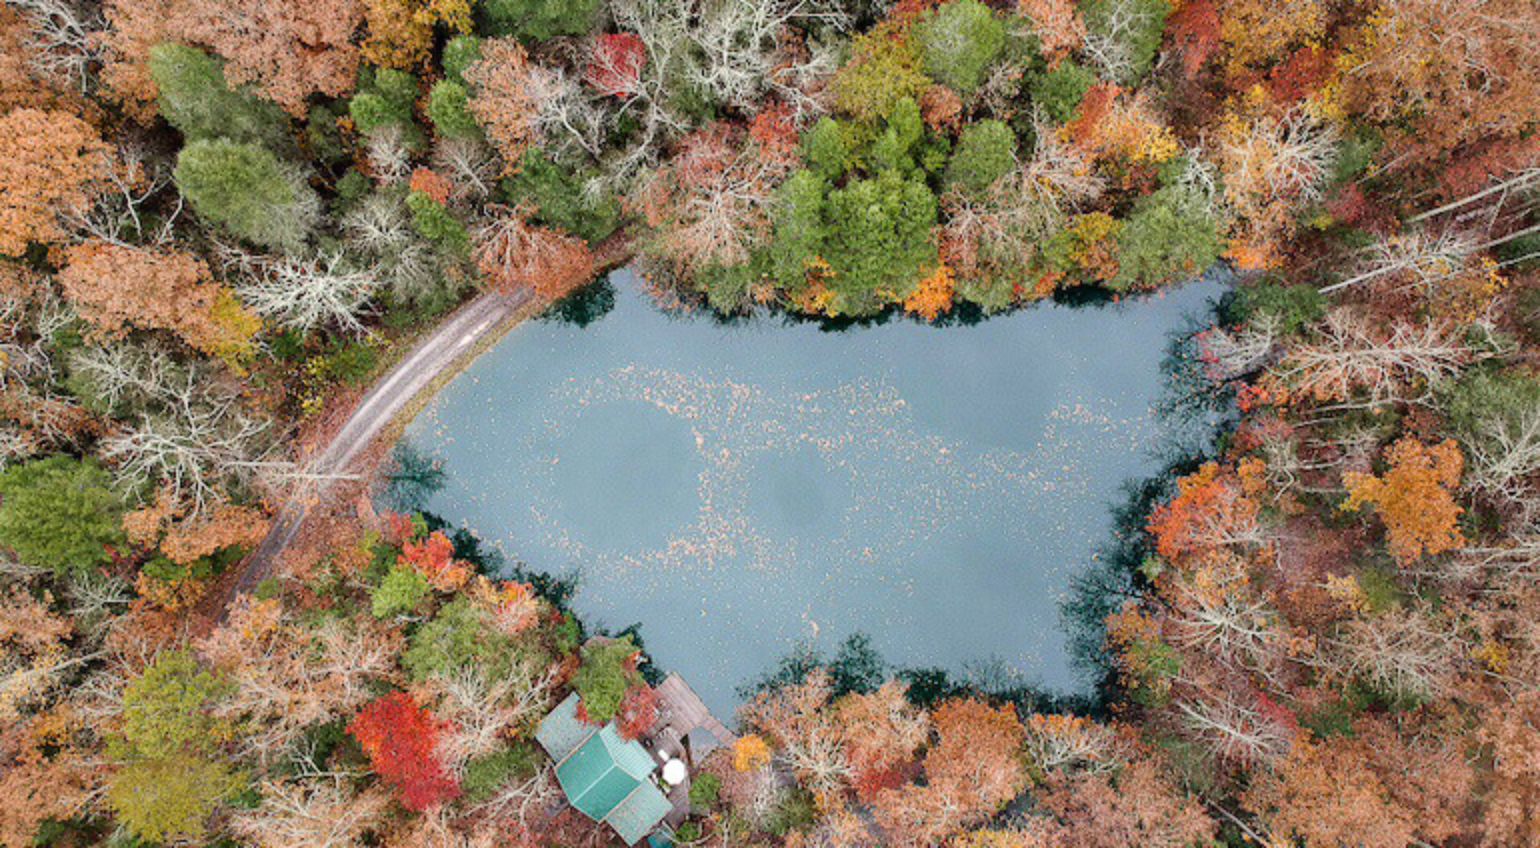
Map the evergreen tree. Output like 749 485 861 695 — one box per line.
148 44 288 148
174 139 317 252
0 456 123 577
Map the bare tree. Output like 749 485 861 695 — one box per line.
229 780 391 848
62 142 180 247
474 764 562 831
9 0 102 93
1330 607 1459 704
1320 229 1475 295
342 192 451 308
1168 573 1286 688
687 0 843 113
433 658 560 775
1081 0 1159 84
1221 108 1337 211
1270 308 1476 409
1470 417 1540 516
1199 312 1283 382
219 245 379 336
1174 689 1293 767
364 125 414 185
430 138 502 204
72 343 282 515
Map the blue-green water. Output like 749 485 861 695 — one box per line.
401 268 1222 716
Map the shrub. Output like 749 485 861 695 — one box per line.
406 190 470 256
348 67 421 142
0 456 123 577
832 25 930 123
117 651 230 760
305 103 349 165
174 139 317 252
403 599 516 681
689 772 722 807
148 44 288 148
802 117 852 181
823 170 939 315
766 788 818 836
479 0 602 40
915 0 1007 94
109 755 243 843
1030 59 1096 123
1229 282 1326 333
499 149 622 242
461 743 540 803
1111 186 1222 290
1443 369 1540 462
371 563 431 618
945 120 1016 193
427 80 481 140
442 35 483 82
108 652 240 842
769 170 830 286
572 636 642 724
869 97 925 173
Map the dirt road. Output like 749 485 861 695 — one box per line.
213 287 534 613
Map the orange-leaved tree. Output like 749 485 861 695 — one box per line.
1342 437 1465 564
57 240 260 364
0 108 109 256
473 206 595 301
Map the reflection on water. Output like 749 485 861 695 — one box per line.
400 268 1225 716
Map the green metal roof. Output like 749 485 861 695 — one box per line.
536 693 670 845
608 782 674 846
535 693 593 762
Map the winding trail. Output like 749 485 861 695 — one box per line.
211 287 535 616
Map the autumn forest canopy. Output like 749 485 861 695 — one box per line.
3 0 1540 845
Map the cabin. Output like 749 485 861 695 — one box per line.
534 673 738 845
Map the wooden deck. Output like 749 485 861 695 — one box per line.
647 674 738 830
654 673 738 750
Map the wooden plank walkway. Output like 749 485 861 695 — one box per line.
655 673 738 749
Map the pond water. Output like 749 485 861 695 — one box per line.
400 268 1223 717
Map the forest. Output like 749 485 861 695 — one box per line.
2 0 1540 845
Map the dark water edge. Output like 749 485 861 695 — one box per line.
388 266 1235 717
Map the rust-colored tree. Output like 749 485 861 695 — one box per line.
1337 0 1540 166
192 0 365 116
1242 739 1417 848
464 39 546 170
474 206 596 301
1146 462 1264 565
0 108 108 256
1215 0 1327 77
1036 756 1216 848
56 241 255 360
399 530 472 591
833 681 928 801
1018 0 1086 69
1165 0 1220 79
903 264 956 322
348 691 461 811
616 684 659 740
873 697 1027 847
361 0 472 70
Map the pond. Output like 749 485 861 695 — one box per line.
399 267 1224 717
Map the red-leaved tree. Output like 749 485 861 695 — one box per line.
585 33 646 99
348 692 461 811
616 684 659 740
